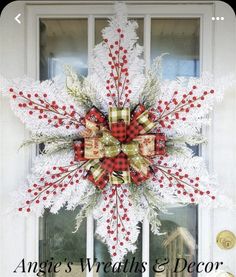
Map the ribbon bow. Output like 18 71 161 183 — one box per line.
74 105 166 189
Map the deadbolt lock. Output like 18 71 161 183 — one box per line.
216 230 236 250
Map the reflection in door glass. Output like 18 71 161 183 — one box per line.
40 19 88 80
39 18 88 277
151 19 200 79
150 18 200 277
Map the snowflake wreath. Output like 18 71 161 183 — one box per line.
0 3 233 262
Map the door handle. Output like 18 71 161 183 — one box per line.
216 230 236 250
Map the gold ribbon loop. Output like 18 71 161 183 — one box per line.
129 155 151 176
122 141 139 156
108 107 130 127
101 131 120 157
137 110 155 134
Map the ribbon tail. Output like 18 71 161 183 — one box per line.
109 170 131 185
84 159 105 181
129 155 151 176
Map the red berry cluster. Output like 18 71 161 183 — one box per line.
104 28 131 108
152 157 215 202
18 161 84 212
9 88 82 129
155 86 215 129
101 185 132 257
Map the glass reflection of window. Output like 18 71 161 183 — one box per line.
40 19 88 79
150 18 200 277
39 18 88 277
94 18 144 277
151 19 200 80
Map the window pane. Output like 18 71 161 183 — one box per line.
39 18 88 277
39 208 86 277
40 19 88 79
150 18 200 277
151 18 200 79
94 18 144 277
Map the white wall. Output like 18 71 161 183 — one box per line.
0 2 38 277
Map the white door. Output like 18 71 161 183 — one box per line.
0 1 235 277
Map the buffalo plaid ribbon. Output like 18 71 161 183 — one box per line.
108 107 130 127
74 105 166 188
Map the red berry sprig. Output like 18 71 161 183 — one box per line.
101 185 132 257
9 88 82 129
18 161 85 212
104 28 131 108
155 86 215 129
152 157 215 203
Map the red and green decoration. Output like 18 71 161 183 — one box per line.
1 3 229 262
74 105 166 189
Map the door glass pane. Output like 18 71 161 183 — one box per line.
40 19 88 80
39 18 88 277
94 18 144 277
151 19 200 79
150 18 200 277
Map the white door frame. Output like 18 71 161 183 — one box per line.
1 1 235 276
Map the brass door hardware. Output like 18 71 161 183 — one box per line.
216 230 236 250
